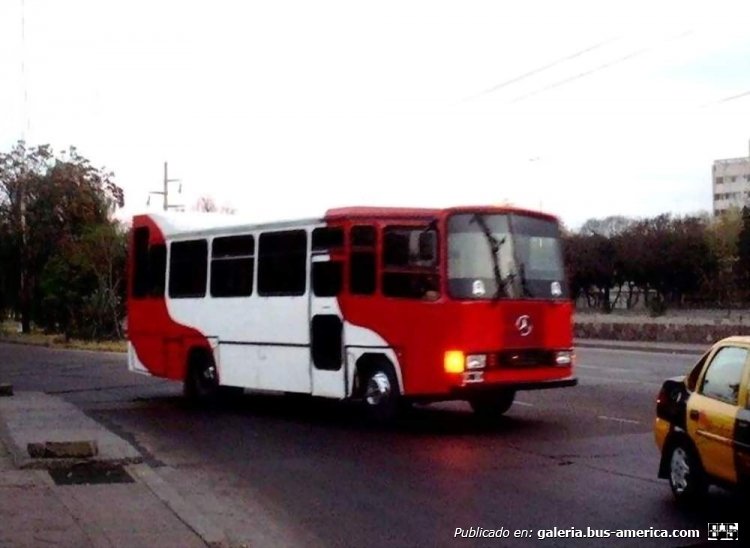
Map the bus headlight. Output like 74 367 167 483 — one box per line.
466 354 486 370
554 350 574 366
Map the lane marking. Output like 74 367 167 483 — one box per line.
577 375 661 386
577 364 634 373
597 415 641 425
514 401 534 407
578 376 643 384
578 347 702 358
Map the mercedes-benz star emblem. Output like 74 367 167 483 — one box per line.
515 315 533 337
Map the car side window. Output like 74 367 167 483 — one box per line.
686 352 709 392
699 346 747 406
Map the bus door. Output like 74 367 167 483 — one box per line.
309 252 346 398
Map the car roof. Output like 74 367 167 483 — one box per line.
716 336 750 346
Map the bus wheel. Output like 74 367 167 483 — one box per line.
184 350 219 404
361 365 399 424
469 390 515 420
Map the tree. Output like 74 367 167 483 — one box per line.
563 232 616 311
0 141 124 334
579 215 634 237
621 214 716 314
706 207 742 307
736 206 750 300
193 195 236 214
567 213 718 314
0 142 53 331
39 223 127 340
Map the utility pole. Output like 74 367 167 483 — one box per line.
147 161 182 211
21 0 30 141
19 176 30 333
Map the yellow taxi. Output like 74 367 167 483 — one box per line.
654 336 750 504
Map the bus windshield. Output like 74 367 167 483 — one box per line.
447 213 567 300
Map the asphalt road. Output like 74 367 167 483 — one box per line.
0 342 746 547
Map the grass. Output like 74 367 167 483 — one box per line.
0 321 127 353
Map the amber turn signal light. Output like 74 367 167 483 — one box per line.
444 350 465 374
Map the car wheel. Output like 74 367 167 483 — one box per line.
668 440 707 505
470 390 515 420
362 365 399 424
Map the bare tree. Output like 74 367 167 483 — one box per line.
193 195 236 214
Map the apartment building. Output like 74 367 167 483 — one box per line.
713 141 750 215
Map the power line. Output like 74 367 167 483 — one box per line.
462 38 617 103
509 30 694 104
703 89 750 108
509 46 650 103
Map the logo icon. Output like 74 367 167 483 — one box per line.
515 315 533 337
708 523 739 541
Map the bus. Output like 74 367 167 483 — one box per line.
127 205 576 421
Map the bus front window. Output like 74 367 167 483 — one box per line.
447 213 568 300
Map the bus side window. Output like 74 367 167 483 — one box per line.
132 227 166 298
133 227 150 298
258 230 307 296
211 235 255 298
312 227 344 252
313 261 343 297
169 240 208 298
350 226 376 295
149 244 167 296
382 226 439 300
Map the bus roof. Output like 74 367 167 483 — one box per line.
133 212 322 238
135 205 559 238
325 205 559 222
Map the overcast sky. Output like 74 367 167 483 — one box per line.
2 0 750 228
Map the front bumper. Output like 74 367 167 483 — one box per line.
450 375 578 397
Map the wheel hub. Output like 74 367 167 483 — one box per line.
670 447 690 493
200 364 217 386
365 372 391 406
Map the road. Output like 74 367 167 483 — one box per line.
0 342 746 547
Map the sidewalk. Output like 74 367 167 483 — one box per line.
0 391 225 548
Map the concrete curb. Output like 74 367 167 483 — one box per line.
0 416 29 469
0 337 126 355
130 465 228 547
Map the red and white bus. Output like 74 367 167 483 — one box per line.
127 206 576 421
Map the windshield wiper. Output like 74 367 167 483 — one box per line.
470 213 509 300
506 214 533 298
518 261 532 298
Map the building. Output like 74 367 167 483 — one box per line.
713 141 750 215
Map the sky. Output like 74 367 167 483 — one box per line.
2 0 750 229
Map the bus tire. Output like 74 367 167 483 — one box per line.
360 363 400 425
184 349 219 404
469 389 515 420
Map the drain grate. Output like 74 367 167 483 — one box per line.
49 463 135 485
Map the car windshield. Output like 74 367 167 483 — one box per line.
447 212 568 300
